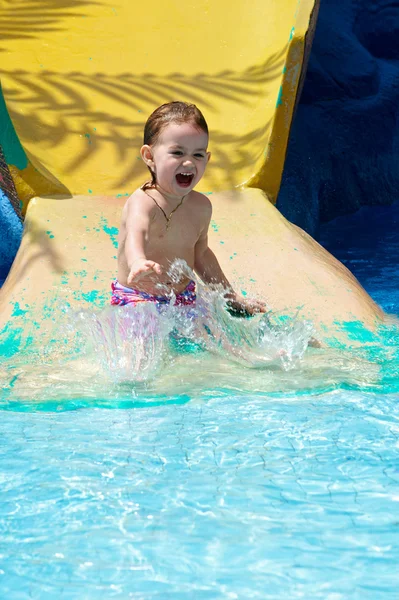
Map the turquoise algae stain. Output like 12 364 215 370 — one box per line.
337 320 378 344
322 320 381 351
100 216 119 248
81 290 100 304
73 269 87 278
0 302 34 358
0 325 24 358
72 289 109 307
276 86 283 107
46 230 55 239
276 35 294 110
11 302 28 318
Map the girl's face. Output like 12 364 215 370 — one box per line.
141 122 210 198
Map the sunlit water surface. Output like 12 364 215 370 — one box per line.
0 204 399 598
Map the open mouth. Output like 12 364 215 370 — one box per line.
175 172 195 187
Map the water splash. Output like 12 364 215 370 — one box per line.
79 302 174 383
76 261 316 383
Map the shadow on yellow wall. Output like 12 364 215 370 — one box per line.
1 48 286 192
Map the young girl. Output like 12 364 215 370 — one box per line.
111 101 265 314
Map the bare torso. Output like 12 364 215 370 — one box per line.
117 188 211 295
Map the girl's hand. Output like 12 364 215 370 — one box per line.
226 294 268 316
127 259 163 286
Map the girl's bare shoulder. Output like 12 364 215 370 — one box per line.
122 187 156 218
125 187 154 206
189 190 212 214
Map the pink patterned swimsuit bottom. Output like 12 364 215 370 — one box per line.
110 280 196 308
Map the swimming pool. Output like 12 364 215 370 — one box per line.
1 203 399 599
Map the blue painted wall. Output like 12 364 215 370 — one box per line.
278 0 399 235
0 190 23 285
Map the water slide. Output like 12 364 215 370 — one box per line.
0 0 384 350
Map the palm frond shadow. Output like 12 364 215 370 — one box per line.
2 45 286 189
17 220 65 280
0 0 99 51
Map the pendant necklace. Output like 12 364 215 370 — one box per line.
144 190 187 230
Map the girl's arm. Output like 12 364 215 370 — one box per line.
193 201 232 291
194 217 267 314
194 233 233 293
124 192 162 285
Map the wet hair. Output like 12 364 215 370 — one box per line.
142 101 208 188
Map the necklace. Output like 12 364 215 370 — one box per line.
144 190 187 230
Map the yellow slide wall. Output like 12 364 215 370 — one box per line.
1 0 316 203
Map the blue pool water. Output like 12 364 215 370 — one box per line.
1 203 399 599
